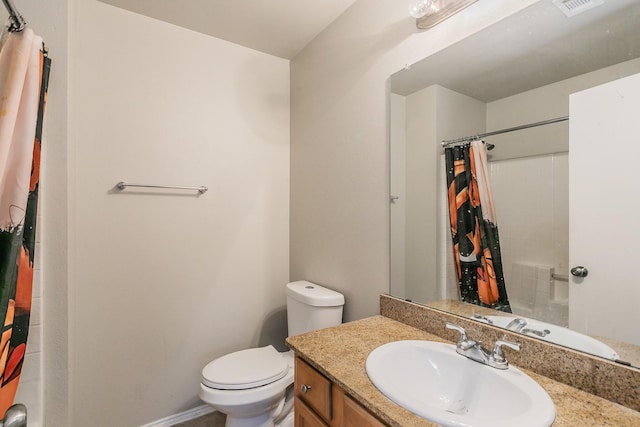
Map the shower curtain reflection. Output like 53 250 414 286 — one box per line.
445 140 511 312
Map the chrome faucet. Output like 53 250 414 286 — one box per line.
446 323 521 370
522 328 551 338
505 318 527 332
472 313 494 324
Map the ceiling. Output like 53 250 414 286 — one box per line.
391 0 640 102
99 0 357 59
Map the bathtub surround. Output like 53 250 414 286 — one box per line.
506 261 567 325
380 294 640 412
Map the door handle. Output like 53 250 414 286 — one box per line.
0 403 26 427
570 266 589 278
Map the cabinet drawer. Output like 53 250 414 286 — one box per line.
295 356 332 422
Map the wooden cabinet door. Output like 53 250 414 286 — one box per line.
293 355 388 427
341 394 386 427
295 398 329 427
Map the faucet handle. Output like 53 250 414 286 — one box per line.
445 323 468 342
491 340 521 366
446 323 481 350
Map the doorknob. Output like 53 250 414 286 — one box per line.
570 266 589 278
0 403 26 427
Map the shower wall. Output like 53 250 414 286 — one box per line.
489 153 569 324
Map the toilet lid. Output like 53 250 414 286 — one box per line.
201 345 288 390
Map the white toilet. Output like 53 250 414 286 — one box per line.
199 281 345 427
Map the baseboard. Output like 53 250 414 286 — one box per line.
139 405 216 427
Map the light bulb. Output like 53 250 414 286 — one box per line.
409 0 439 19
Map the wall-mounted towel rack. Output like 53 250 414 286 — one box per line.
552 273 568 283
116 181 208 194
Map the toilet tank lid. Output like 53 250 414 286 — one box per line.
286 281 345 307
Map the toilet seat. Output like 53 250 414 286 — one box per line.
201 345 288 390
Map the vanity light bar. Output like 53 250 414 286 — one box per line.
415 0 478 30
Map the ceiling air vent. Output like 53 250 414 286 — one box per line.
553 0 604 17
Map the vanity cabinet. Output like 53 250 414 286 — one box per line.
294 356 386 427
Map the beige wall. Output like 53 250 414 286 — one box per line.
389 94 406 298
290 0 539 321
66 1 290 426
404 86 437 303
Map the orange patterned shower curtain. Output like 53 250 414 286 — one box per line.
0 27 50 417
445 140 511 312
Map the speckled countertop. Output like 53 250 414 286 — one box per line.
286 315 640 427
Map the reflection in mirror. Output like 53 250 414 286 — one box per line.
389 0 640 367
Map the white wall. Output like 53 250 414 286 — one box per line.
389 94 406 297
66 1 290 426
398 86 485 303
290 0 540 322
404 86 437 303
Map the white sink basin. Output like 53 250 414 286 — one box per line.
473 315 619 360
366 340 556 427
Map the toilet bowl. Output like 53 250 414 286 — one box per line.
199 346 294 427
199 281 344 427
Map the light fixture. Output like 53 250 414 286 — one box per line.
410 0 479 29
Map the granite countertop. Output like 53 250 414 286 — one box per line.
286 315 640 427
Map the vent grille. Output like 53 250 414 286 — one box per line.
553 0 604 17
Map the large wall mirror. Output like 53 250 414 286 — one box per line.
389 0 640 368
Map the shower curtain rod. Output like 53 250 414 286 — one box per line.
2 0 25 32
441 116 569 147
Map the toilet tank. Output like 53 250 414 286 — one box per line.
286 281 345 337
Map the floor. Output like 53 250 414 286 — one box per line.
170 411 226 427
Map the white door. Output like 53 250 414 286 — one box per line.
569 72 640 345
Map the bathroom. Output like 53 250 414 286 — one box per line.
1 0 638 426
